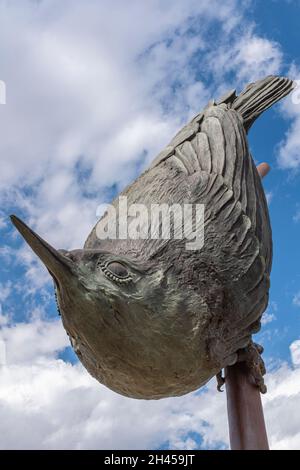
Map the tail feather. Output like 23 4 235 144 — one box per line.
232 75 295 131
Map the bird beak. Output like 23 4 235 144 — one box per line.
10 215 75 287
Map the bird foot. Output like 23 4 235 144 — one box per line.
215 342 267 394
236 342 267 394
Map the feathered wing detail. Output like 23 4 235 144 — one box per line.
191 105 271 306
150 76 294 337
232 75 295 131
87 76 293 295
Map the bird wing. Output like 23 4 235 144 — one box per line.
150 76 294 327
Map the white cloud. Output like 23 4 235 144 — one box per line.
0 281 12 303
205 29 282 87
0 0 224 192
262 363 300 450
277 66 300 169
0 282 13 331
293 292 300 307
278 115 300 170
0 0 284 254
0 317 69 365
0 312 9 327
261 312 276 325
293 209 300 223
235 36 282 81
290 340 300 366
0 216 7 230
261 301 277 325
0 245 16 264
0 316 228 450
0 0 284 307
265 191 273 205
0 315 300 449
0 357 228 450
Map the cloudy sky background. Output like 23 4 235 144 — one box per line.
0 0 300 449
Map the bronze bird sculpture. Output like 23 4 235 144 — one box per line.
11 76 294 399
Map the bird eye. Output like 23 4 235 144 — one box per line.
100 261 132 283
107 262 129 278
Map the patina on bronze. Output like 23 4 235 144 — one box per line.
11 76 294 400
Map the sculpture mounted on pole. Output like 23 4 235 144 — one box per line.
11 76 294 403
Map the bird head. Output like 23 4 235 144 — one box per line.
10 214 168 325
10 215 210 398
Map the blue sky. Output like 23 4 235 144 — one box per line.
0 0 300 450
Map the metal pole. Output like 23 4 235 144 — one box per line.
225 162 270 450
225 363 269 449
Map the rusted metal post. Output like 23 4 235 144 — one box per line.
225 162 270 450
225 363 269 449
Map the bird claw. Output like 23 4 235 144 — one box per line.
237 342 267 394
